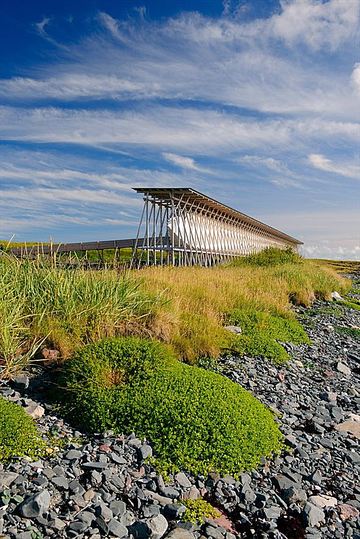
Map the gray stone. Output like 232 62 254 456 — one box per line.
166 529 195 539
284 434 297 448
69 520 88 533
161 486 179 499
186 486 200 500
110 500 127 517
65 449 82 460
0 471 18 487
82 461 108 470
224 325 242 334
175 472 192 489
310 470 322 485
128 437 142 448
143 505 161 518
52 475 69 489
79 510 96 526
110 475 126 490
309 495 337 508
13 375 30 390
139 444 153 461
205 524 225 539
53 517 66 530
95 501 113 522
337 362 351 376
273 474 297 492
163 503 186 520
111 452 127 464
19 490 51 518
303 502 325 527
108 518 128 538
319 437 333 449
281 486 307 504
243 488 256 503
148 514 168 539
69 479 85 494
263 506 282 519
24 402 45 419
52 464 65 476
120 510 136 527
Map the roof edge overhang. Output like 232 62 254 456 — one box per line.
133 187 303 246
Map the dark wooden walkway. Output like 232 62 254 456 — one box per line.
8 238 139 256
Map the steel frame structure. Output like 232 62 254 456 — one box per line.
131 188 302 267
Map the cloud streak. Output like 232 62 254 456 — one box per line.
0 106 359 153
0 2 358 121
309 153 360 179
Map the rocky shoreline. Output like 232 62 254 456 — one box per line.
0 279 359 539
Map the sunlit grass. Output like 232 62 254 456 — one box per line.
0 250 351 376
138 259 350 362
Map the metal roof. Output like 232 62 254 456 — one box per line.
133 187 303 245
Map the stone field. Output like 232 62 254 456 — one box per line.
0 278 359 539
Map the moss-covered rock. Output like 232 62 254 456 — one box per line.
58 337 283 476
0 397 44 461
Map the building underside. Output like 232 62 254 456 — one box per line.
131 188 302 267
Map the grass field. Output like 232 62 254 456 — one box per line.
311 259 360 274
0 248 351 378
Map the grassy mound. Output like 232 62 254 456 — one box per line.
59 337 283 476
0 397 44 461
227 309 310 362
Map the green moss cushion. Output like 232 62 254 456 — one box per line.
0 397 44 461
59 337 283 476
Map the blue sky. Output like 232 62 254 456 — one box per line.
0 0 359 259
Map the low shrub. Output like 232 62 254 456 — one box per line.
59 337 283 476
182 499 220 524
227 309 310 362
0 397 44 461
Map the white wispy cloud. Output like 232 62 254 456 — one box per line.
35 17 51 35
237 154 302 187
0 2 358 120
308 153 360 178
162 152 212 173
270 0 360 51
34 16 69 51
351 63 360 94
238 155 290 174
0 106 359 153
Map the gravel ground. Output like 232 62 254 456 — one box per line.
0 277 359 539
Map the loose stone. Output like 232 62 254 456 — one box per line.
18 491 51 518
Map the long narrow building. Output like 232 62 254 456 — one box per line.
132 187 302 267
7 187 302 267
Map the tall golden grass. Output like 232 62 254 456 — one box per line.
0 252 350 377
140 261 350 362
